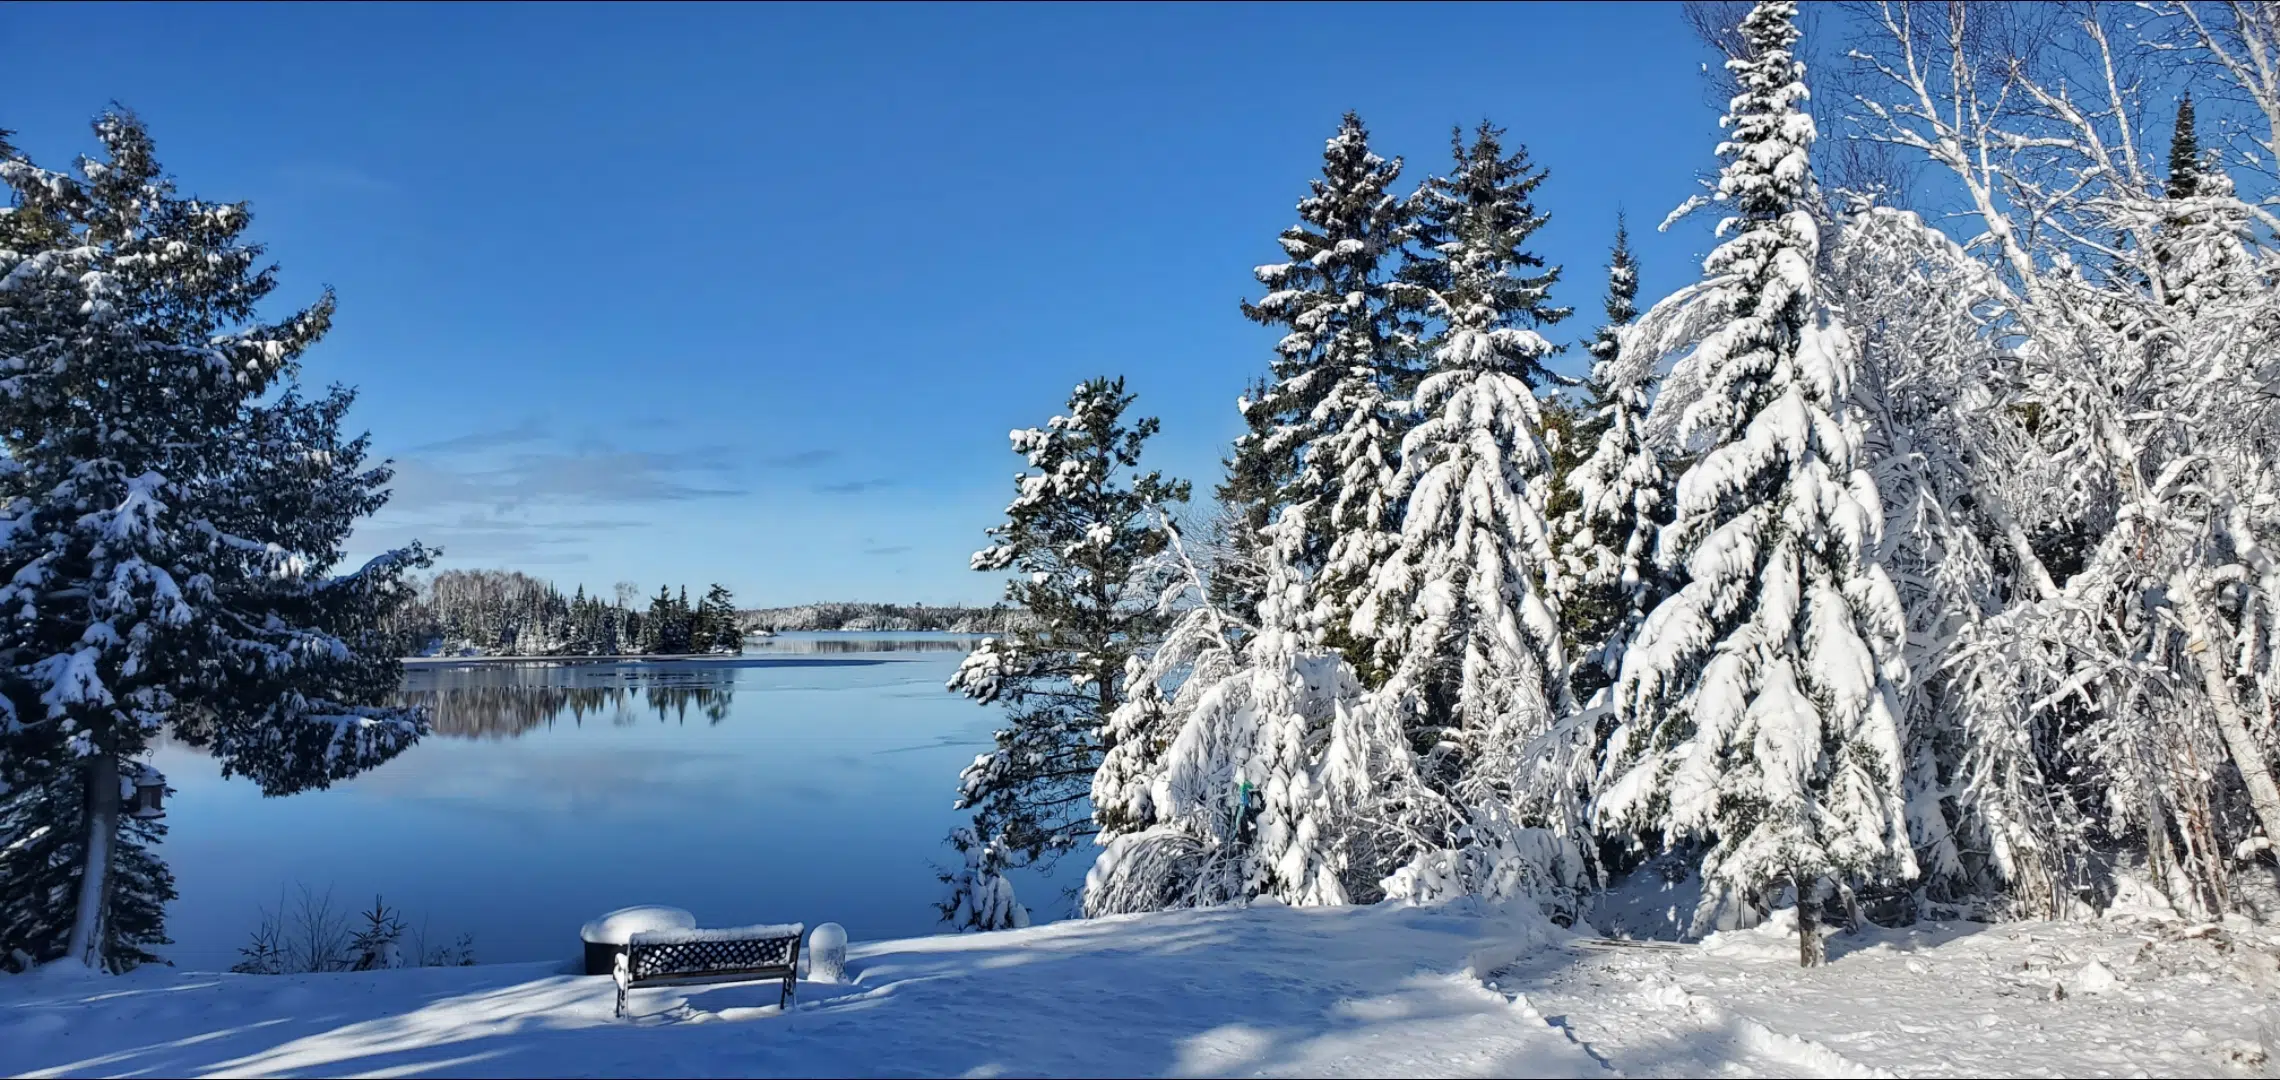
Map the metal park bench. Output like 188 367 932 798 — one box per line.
611 922 804 1019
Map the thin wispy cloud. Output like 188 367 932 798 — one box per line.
364 425 756 567
815 477 894 496
388 442 745 511
411 415 552 455
762 449 838 469
862 544 912 557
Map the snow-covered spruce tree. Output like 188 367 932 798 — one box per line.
1593 1 1912 964
944 377 1187 928
1232 113 1418 666
0 113 430 972
1348 124 1589 915
1083 505 1429 913
1559 217 1670 704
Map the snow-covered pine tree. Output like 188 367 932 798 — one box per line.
943 377 1187 927
1232 113 1418 663
1593 1 1913 964
0 113 430 971
1559 218 1670 704
1084 503 1427 913
1348 123 1589 913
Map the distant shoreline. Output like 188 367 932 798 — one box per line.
400 653 754 665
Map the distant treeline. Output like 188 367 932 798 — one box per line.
382 570 742 657
740 602 1027 634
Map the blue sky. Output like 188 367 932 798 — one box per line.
3 2 1725 607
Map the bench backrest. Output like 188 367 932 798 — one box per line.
626 924 803 983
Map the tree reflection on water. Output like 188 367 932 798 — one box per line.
394 636 982 740
398 666 737 739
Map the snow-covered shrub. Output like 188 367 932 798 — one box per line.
937 827 1031 932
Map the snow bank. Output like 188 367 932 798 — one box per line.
1697 906 1812 962
3 903 2274 1078
0 903 1603 1079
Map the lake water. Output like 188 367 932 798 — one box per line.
150 632 1084 971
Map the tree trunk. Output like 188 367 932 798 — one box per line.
2173 577 2280 868
1795 871 1821 968
64 753 119 971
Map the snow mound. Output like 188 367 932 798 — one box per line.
2066 958 2121 995
1698 907 1811 962
579 906 695 946
807 923 848 983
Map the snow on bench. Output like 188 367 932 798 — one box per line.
612 922 806 1019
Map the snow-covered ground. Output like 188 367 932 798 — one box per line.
3 901 2275 1078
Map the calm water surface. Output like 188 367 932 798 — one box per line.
152 633 1078 971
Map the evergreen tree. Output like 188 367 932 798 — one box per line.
1593 2 1912 965
1351 123 1580 905
0 113 429 971
944 377 1187 924
2165 92 2201 202
643 586 691 654
1559 217 1670 702
692 584 738 654
1208 375 1278 632
1231 113 1418 657
2152 91 2255 313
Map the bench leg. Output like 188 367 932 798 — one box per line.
615 983 627 1019
781 972 795 1009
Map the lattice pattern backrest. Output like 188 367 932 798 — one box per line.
630 935 797 980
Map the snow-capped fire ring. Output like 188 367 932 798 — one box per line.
579 905 696 976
